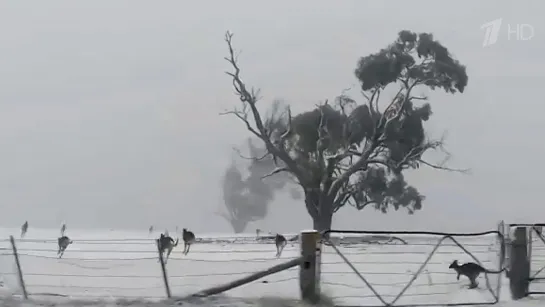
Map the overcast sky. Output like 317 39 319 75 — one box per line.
0 1 543 234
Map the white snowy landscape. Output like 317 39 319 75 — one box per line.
0 0 543 306
0 227 542 307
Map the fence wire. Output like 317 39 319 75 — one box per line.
0 230 509 305
0 236 301 300
321 230 504 307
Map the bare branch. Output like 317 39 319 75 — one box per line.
231 146 270 161
223 31 306 184
411 96 428 101
219 110 261 139
278 106 292 141
261 167 290 180
418 159 471 174
387 131 470 174
366 159 391 169
327 138 380 198
354 200 376 210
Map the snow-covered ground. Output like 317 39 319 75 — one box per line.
0 227 542 306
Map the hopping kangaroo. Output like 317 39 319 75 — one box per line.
21 221 28 238
449 260 506 289
275 233 287 258
157 233 178 263
256 229 287 257
182 228 195 255
57 236 73 258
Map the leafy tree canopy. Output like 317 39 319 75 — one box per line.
220 30 469 231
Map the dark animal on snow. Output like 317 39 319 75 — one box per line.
182 228 196 255
57 236 73 258
449 260 505 289
157 233 178 263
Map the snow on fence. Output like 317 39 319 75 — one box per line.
1 225 536 306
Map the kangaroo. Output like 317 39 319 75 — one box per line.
148 225 154 234
60 223 66 236
157 233 178 263
182 228 196 255
57 236 73 258
275 233 287 258
257 229 288 257
449 260 506 289
21 221 28 238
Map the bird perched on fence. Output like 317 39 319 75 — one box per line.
182 228 196 255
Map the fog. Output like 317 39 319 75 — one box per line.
0 0 543 233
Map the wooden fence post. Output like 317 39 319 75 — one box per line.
156 239 171 298
497 221 505 266
299 230 321 304
528 226 533 276
9 236 28 299
510 227 529 299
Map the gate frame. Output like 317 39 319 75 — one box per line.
322 229 504 307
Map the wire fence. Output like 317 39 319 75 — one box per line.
321 230 505 307
0 235 303 300
0 231 507 305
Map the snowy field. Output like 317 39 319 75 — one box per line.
0 227 542 307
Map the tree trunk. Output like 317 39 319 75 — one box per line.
305 190 334 233
312 211 333 233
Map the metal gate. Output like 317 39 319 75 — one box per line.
321 230 505 307
523 223 545 296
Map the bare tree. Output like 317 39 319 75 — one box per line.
221 30 469 232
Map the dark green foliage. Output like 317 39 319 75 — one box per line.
268 30 466 215
285 102 427 213
345 104 376 144
290 104 346 154
351 170 423 214
355 31 467 94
